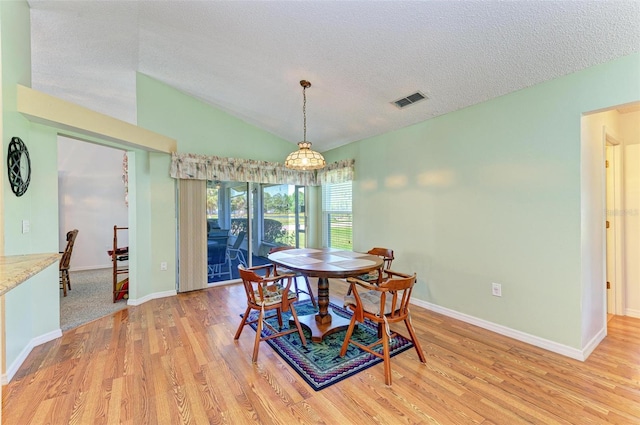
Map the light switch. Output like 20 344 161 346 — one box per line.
22 220 30 234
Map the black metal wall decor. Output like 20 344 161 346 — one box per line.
7 136 31 197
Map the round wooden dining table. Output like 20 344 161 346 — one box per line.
268 247 383 342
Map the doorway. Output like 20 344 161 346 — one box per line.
584 103 640 323
58 136 129 330
581 102 640 336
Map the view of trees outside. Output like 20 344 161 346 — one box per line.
229 185 248 218
206 186 219 221
206 183 304 247
262 184 302 247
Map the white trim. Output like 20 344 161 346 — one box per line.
625 308 640 319
2 329 63 384
69 265 112 272
127 290 177 306
411 298 596 361
581 327 608 360
207 278 241 288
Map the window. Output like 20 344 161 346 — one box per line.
322 181 352 250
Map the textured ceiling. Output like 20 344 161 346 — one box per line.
28 1 640 152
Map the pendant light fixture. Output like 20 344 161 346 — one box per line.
284 80 326 170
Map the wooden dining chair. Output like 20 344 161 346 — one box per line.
59 229 79 297
369 247 394 275
268 246 317 308
340 270 426 386
234 264 307 362
347 247 395 296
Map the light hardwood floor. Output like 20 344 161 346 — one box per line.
3 279 639 424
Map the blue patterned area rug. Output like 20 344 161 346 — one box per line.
246 300 414 391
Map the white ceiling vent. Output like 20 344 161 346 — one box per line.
392 91 427 109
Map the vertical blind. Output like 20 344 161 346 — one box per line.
322 181 353 250
178 179 208 292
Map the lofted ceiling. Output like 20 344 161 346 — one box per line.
28 1 640 152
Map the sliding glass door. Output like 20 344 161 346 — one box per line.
206 181 307 283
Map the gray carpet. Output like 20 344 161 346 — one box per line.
60 268 128 332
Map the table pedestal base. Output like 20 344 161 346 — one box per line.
291 309 353 343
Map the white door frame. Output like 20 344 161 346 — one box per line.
603 126 625 315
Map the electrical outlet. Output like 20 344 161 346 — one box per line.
160 262 168 271
492 282 502 297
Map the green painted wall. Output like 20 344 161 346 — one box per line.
1 2 60 373
324 53 640 349
2 0 33 256
148 153 177 293
126 150 177 299
136 73 294 161
135 73 297 288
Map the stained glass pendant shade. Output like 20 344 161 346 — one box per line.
284 80 326 171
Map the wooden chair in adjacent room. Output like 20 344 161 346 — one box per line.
234 264 307 362
268 246 317 308
340 270 426 386
59 229 79 297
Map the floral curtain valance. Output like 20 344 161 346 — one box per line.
316 159 355 185
170 153 354 186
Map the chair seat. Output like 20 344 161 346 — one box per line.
276 266 296 275
344 290 404 316
357 269 380 283
253 288 297 306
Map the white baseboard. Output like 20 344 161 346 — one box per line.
581 327 607 359
2 290 177 383
127 290 177 306
411 298 596 361
2 329 63 384
207 278 241 288
625 308 640 319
